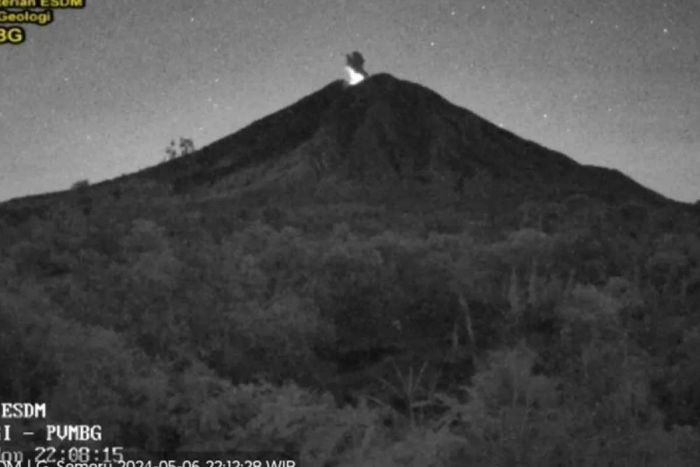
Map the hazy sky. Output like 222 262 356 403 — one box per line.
1 0 699 202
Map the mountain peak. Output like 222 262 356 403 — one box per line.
133 73 669 207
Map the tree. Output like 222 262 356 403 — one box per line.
179 137 195 156
71 179 90 190
165 137 195 161
432 343 568 466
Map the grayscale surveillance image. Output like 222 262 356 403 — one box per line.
1 1 700 465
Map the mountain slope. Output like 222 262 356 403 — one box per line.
1 73 679 223
135 73 670 207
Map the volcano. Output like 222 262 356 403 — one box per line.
3 72 677 221
133 73 669 209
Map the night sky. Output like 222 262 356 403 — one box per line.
1 0 699 202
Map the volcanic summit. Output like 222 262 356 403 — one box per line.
133 66 668 211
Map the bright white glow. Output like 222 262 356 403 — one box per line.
345 66 366 85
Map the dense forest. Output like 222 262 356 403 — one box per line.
2 75 700 466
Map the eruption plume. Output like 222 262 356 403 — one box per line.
345 51 368 85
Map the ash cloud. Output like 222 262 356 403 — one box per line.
345 51 369 85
